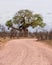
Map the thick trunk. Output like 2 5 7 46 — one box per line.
22 29 28 37
11 26 28 37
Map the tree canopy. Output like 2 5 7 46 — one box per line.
6 9 46 32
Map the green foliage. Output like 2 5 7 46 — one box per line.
31 14 45 28
39 22 46 27
13 9 32 24
6 20 13 27
18 9 32 17
6 9 46 31
33 14 43 21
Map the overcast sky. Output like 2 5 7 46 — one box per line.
0 0 52 29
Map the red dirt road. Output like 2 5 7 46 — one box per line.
0 39 52 65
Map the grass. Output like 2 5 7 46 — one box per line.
0 37 52 48
0 37 10 45
40 40 52 48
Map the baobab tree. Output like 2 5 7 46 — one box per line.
6 9 46 37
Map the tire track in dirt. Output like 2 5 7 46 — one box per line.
0 39 52 65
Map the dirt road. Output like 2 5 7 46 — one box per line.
0 39 52 65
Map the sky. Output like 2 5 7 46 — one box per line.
0 0 52 30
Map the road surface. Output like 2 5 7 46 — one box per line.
0 39 52 65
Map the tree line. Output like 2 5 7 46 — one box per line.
0 24 52 40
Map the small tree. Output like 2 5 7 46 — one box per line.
0 24 6 38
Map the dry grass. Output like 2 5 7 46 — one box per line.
44 40 52 46
0 37 10 45
40 40 52 48
0 37 27 45
0 37 52 48
0 37 10 49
